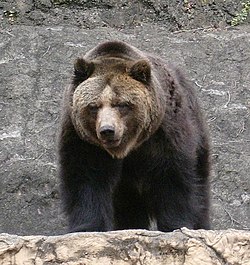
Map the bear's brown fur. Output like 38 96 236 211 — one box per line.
58 41 210 232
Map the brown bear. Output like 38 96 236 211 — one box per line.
58 40 210 232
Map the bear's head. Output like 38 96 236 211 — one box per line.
70 57 165 159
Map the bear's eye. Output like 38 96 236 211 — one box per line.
114 103 131 115
87 103 99 114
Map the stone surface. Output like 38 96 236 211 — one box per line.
0 0 249 236
0 229 249 264
0 0 246 30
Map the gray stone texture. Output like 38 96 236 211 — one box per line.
0 0 249 235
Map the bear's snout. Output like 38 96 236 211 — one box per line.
99 125 115 140
97 124 121 147
96 107 124 148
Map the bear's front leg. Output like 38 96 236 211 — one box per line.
148 156 207 232
58 126 122 232
66 183 115 232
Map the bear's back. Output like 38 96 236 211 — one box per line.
84 41 145 61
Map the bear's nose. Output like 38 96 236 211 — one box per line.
99 125 115 140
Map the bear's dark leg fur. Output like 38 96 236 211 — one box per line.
113 179 150 230
148 146 210 231
58 117 122 232
194 141 210 229
147 154 209 232
121 128 211 232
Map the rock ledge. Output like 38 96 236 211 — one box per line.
0 228 249 264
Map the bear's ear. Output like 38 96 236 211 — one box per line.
73 58 95 85
129 60 151 84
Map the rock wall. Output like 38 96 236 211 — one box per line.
0 229 249 265
0 0 245 30
1 24 249 236
0 0 249 236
